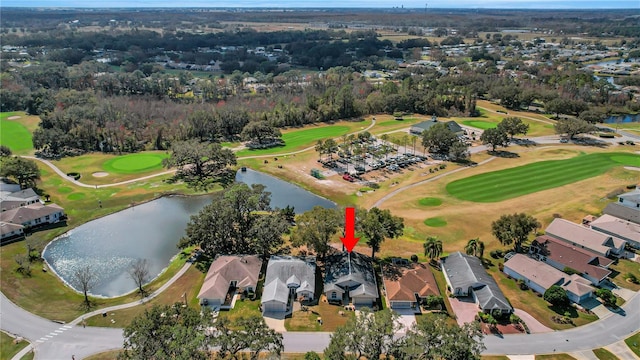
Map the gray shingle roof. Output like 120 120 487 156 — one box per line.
262 256 316 304
324 251 378 299
442 252 512 312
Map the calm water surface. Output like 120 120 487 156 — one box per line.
44 170 335 297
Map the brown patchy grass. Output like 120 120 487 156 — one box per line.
482 356 510 360
85 264 204 328
84 350 122 360
285 297 355 332
370 146 639 258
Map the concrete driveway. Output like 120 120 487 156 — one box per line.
262 312 287 332
391 308 417 332
448 296 480 326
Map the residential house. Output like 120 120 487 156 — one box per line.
0 222 25 241
0 203 65 229
382 261 440 311
589 214 640 250
616 187 640 209
409 119 464 136
545 218 626 257
324 251 378 307
197 255 262 309
504 254 594 304
0 188 42 211
261 256 316 313
441 252 513 315
603 202 640 225
530 235 612 286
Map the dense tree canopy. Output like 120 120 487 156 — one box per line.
291 206 341 259
491 213 540 253
497 117 529 139
179 183 289 259
554 118 597 139
162 139 236 190
358 207 404 259
543 285 569 307
0 156 41 189
480 127 510 152
421 123 461 155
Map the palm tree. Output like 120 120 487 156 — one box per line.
423 236 443 263
381 134 391 160
465 238 485 259
315 139 325 163
325 138 338 161
402 134 410 155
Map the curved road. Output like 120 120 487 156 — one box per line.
2 290 638 359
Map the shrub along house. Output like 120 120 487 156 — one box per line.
261 255 316 313
197 255 262 310
504 254 595 304
324 251 378 307
382 260 440 311
441 252 513 315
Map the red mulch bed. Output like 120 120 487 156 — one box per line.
481 322 525 335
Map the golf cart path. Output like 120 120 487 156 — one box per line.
22 119 376 189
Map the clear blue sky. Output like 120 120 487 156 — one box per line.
6 0 640 8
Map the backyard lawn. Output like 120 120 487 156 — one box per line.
86 262 204 328
446 152 640 202
285 297 355 331
0 112 34 154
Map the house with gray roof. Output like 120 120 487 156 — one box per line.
545 218 626 257
441 252 512 315
603 202 640 225
504 254 594 304
197 255 262 309
324 251 378 307
409 119 464 136
261 256 316 313
589 214 640 250
0 188 42 212
0 203 64 229
616 186 640 210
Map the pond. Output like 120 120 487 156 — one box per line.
235 168 336 213
604 113 640 124
43 170 335 297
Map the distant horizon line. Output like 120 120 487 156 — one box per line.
2 6 639 9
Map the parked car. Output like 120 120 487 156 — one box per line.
342 173 355 182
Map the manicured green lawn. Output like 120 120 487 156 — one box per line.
0 331 29 360
592 348 618 360
625 332 640 357
447 152 640 203
102 153 169 174
0 116 33 154
236 120 371 157
418 197 443 206
461 120 497 129
424 217 447 227
237 125 350 157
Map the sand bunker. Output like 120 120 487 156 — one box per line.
92 172 109 177
624 166 640 172
7 116 20 120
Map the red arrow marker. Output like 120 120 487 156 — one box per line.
340 207 360 253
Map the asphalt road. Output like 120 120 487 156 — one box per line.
2 290 638 359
